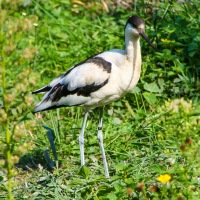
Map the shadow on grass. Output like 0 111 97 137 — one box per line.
15 149 57 172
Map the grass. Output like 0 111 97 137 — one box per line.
0 0 200 199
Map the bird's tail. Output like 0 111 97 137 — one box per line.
33 100 52 113
33 95 65 113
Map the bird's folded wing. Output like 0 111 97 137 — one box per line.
34 56 111 112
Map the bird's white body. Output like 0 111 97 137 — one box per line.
87 49 141 107
32 16 157 178
34 25 142 112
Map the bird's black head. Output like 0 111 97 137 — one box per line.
126 15 159 51
127 15 145 28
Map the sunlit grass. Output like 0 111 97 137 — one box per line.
0 0 200 199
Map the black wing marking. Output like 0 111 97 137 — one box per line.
45 78 109 103
45 57 111 102
32 85 51 94
32 73 65 94
33 56 112 112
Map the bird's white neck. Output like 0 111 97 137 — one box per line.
123 24 142 91
125 24 141 64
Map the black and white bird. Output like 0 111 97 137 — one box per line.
32 15 158 178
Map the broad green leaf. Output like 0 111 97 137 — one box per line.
113 183 123 193
143 92 157 105
106 193 118 200
132 86 141 93
149 164 166 173
124 178 134 185
67 179 84 187
97 185 112 196
78 165 90 179
143 82 160 93
158 78 165 92
115 163 125 171
0 175 3 182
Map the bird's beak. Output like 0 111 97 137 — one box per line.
139 29 159 51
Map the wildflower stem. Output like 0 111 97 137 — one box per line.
1 32 14 200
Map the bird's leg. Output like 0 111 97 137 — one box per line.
97 107 110 178
79 111 89 166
